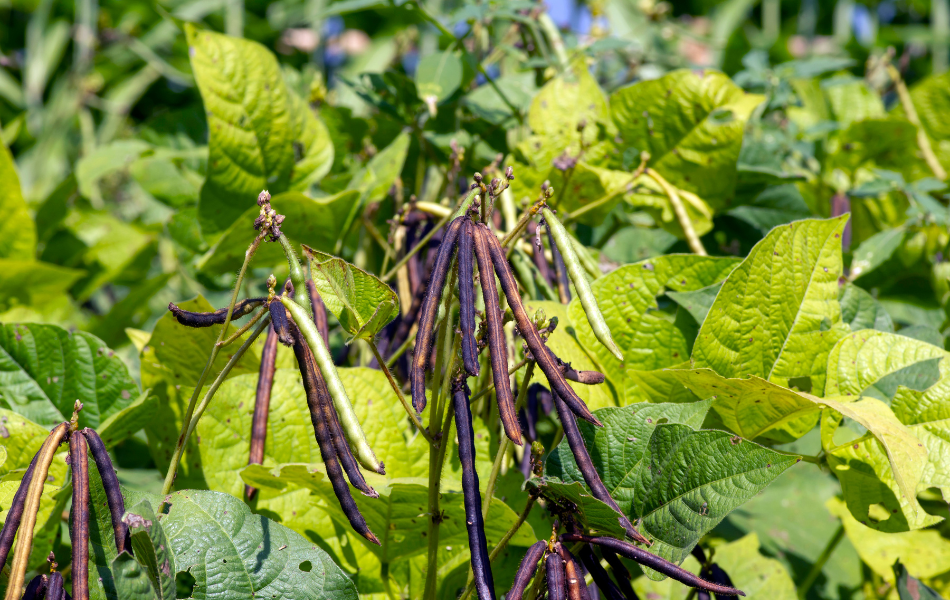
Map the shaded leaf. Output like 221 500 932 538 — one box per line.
0 138 36 259
839 283 894 333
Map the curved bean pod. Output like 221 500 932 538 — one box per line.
268 299 294 346
472 223 522 444
4 422 68 600
22 574 47 600
0 453 38 572
543 208 623 362
453 377 496 599
579 546 626 600
546 551 567 600
508 541 547 600
290 326 380 544
168 298 265 328
479 224 601 427
411 216 464 412
557 545 592 600
458 219 480 377
281 296 383 474
70 431 91 600
306 280 331 348
559 534 746 597
553 392 648 545
82 429 131 555
545 220 572 304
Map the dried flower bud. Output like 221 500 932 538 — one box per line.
505 165 514 180
258 190 272 206
473 172 483 183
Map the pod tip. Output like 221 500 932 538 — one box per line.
365 531 382 546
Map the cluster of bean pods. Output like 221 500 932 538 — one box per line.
168 193 384 545
0 408 129 600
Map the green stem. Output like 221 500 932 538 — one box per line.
161 235 263 496
500 200 544 251
381 562 397 600
798 524 845 600
162 313 271 497
385 335 414 369
368 340 435 445
564 161 646 225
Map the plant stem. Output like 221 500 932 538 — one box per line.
385 334 415 368
501 200 545 251
645 168 707 255
469 357 530 403
564 160 647 224
797 524 845 600
368 340 435 445
885 64 947 180
459 494 539 600
162 235 263 496
482 362 535 519
162 314 271 496
217 308 267 347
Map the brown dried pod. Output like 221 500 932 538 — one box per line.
21 574 47 600
246 322 279 501
168 298 265 328
0 454 38 572
546 551 567 600
47 571 66 600
305 280 331 348
557 544 591 600
70 431 91 600
458 219 481 377
268 298 295 346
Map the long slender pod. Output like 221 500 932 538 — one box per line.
246 323 279 501
168 298 265 328
82 429 130 555
553 393 648 545
546 551 567 600
579 546 627 600
4 423 68 600
559 535 746 597
411 216 464 412
545 220 572 304
268 299 294 346
47 572 65 600
601 548 639 600
22 574 47 600
557 545 592 600
472 223 522 444
277 235 313 319
453 377 497 599
289 326 380 544
458 219 481 377
70 431 91 600
542 208 623 361
0 453 38 571
508 541 548 600
281 295 383 474
306 280 331 348
480 225 602 427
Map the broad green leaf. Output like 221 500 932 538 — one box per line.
523 479 627 539
565 255 740 405
198 189 359 274
162 490 359 599
0 323 141 430
74 139 151 201
610 69 764 211
125 501 177 600
95 391 158 448
692 216 851 394
345 131 411 203
129 156 201 208
111 552 162 600
849 227 906 280
666 282 724 326
89 273 174 348
893 71 950 172
826 497 950 582
545 402 796 570
187 25 333 236
631 533 797 600
302 246 399 342
624 174 715 240
243 466 536 564
0 138 36 259
415 50 462 105
824 77 884 127
826 120 930 181
0 259 83 315
0 409 69 573
463 73 536 126
726 184 812 234
839 283 894 333
522 301 617 411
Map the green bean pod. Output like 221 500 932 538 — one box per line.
542 208 623 362
278 235 314 320
280 295 383 475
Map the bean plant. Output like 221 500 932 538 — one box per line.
1 0 949 599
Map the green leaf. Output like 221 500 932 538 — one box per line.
301 246 399 342
666 282 724 326
415 50 463 105
89 273 174 348
111 552 162 600
0 259 84 316
545 401 796 570
125 501 177 600
198 189 359 274
0 138 36 259
163 490 359 599
827 120 929 181
74 140 151 201
95 391 158 448
187 25 333 237
565 255 740 405
523 479 627 539
826 497 950 583
823 77 884 127
610 69 764 211
691 216 851 394
129 156 201 208
726 184 812 234
850 227 906 280
624 177 715 241
894 561 945 600
345 131 411 203
463 73 536 125
892 71 950 172
839 283 894 333
0 323 141 431
0 409 70 573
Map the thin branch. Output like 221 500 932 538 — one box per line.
646 168 707 256
367 340 436 446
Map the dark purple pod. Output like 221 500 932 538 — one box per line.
508 541 547 600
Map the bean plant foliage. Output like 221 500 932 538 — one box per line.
1 0 950 598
